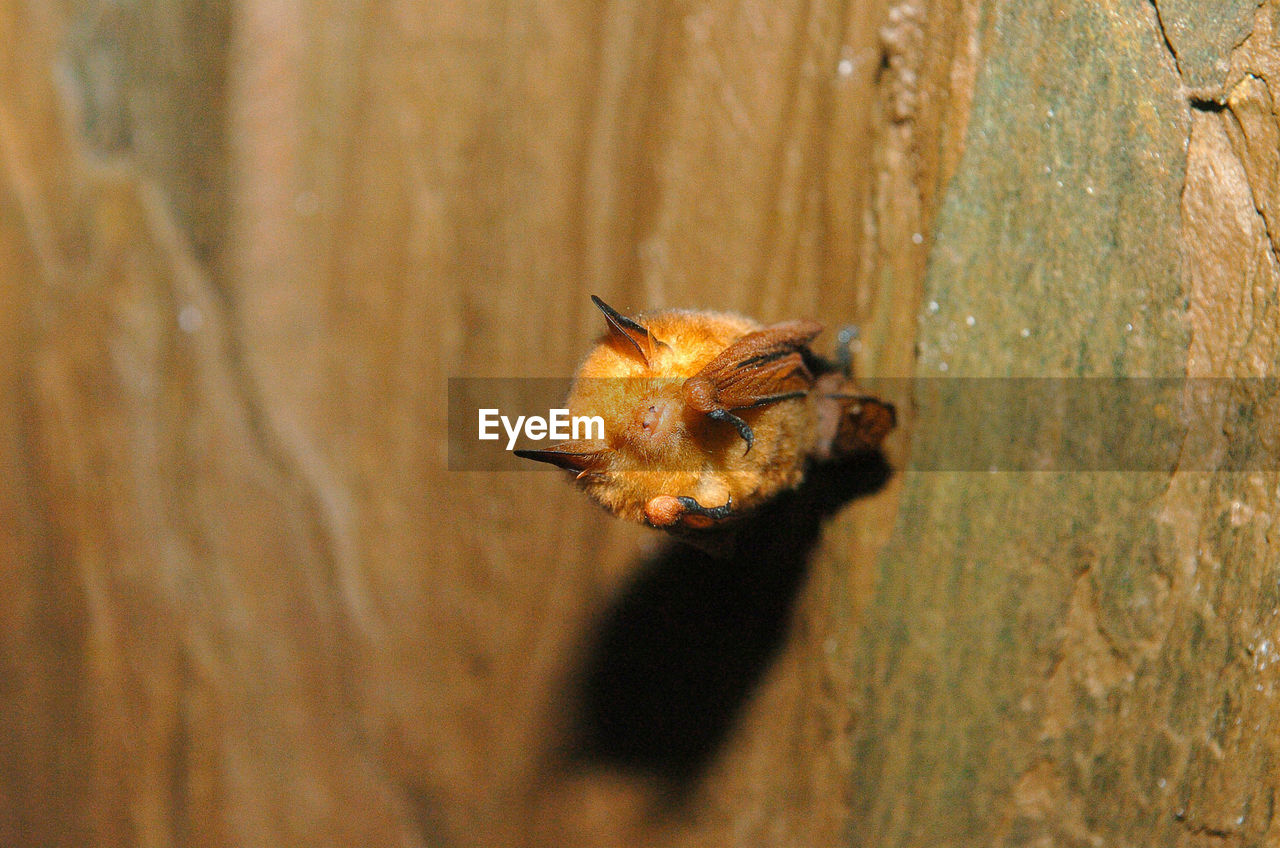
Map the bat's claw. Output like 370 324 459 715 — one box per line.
644 494 734 529
675 495 734 521
706 408 754 454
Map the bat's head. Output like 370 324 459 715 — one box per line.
516 296 816 528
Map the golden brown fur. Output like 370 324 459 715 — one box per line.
516 298 893 529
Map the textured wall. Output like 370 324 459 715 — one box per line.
1 1 1278 846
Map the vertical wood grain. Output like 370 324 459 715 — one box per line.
3 0 1280 846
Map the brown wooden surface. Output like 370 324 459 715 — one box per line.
2 1 1278 846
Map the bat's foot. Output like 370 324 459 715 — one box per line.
706 408 754 454
830 394 897 454
675 496 734 522
644 495 734 529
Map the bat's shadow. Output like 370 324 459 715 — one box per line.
559 449 893 799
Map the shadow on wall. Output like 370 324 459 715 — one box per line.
558 448 893 799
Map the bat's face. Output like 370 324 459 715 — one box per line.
567 306 758 466
570 377 691 462
516 296 894 529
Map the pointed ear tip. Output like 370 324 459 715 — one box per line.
514 445 605 472
512 449 556 465
513 448 566 470
590 294 637 324
513 446 564 458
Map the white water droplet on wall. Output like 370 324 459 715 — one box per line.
178 305 203 334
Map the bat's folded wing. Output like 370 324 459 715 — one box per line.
681 321 822 451
683 321 821 411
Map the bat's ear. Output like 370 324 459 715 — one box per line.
514 440 610 476
590 295 668 367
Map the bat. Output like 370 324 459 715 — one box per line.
515 296 895 529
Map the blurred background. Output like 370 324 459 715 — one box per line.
4 0 1280 846
1 1 920 844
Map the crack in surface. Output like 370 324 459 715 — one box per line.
1149 0 1249 108
1220 75 1280 268
1181 820 1241 841
1149 0 1184 84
